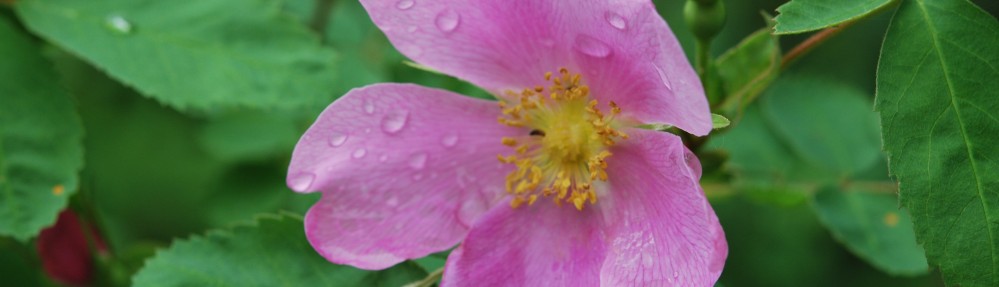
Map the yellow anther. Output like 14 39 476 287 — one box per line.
502 137 518 146
516 145 529 154
495 68 628 211
511 196 526 208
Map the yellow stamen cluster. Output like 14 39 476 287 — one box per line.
497 68 629 211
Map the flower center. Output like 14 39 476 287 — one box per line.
497 69 629 210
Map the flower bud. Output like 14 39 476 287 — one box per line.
684 0 727 43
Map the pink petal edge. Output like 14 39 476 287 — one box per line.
290 83 521 269
360 0 712 135
442 130 727 286
598 129 727 286
442 200 608 286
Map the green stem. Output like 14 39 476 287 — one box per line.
403 267 444 287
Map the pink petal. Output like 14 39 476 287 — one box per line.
360 0 711 135
441 203 608 286
289 84 520 269
599 129 727 286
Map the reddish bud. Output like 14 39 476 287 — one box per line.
36 210 107 286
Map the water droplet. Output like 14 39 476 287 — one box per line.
386 196 400 207
641 253 654 267
363 99 375 114
406 26 418 32
412 174 424 181
327 132 348 147
381 111 409 134
653 64 674 91
441 133 459 147
434 9 460 33
378 154 389 162
605 11 628 30
458 197 487 226
408 153 427 170
673 271 680 279
573 35 612 58
352 148 367 159
288 173 316 192
365 128 372 134
395 0 414 10
105 15 132 35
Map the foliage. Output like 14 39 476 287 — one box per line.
0 17 83 242
0 0 996 286
875 0 999 285
132 213 426 287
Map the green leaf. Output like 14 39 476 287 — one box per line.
197 111 300 162
760 76 883 176
15 0 338 111
711 75 883 194
711 114 731 129
716 27 781 114
774 0 896 34
0 17 84 241
875 0 999 285
812 186 929 275
132 213 426 286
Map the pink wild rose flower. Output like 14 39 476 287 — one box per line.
287 0 727 286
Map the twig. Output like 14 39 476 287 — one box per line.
309 0 336 43
780 24 849 70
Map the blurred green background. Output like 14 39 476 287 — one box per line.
3 0 998 286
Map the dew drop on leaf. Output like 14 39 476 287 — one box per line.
104 14 132 35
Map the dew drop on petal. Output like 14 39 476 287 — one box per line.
573 35 612 58
395 0 414 10
441 132 459 147
458 198 487 226
363 99 375 114
654 64 674 92
378 154 389 162
641 253 654 268
412 173 424 181
605 11 628 30
380 111 409 134
408 153 427 170
352 148 367 159
386 196 400 207
365 128 372 134
327 131 348 147
104 14 132 35
434 9 460 33
406 26 418 33
288 172 316 192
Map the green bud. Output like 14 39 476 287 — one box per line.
684 0 726 43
